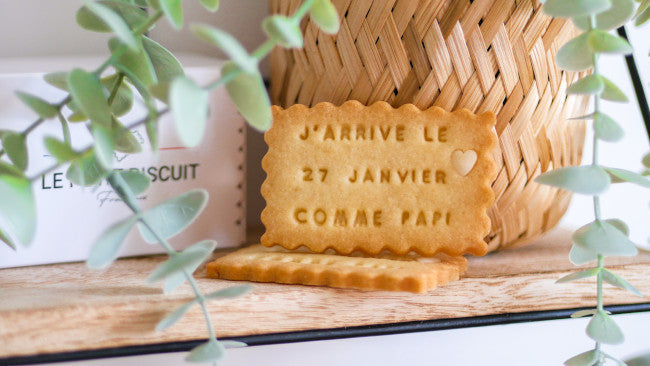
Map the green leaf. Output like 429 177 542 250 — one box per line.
556 268 600 283
44 137 79 163
594 113 624 142
569 243 598 265
15 91 58 119
148 240 217 283
118 170 150 195
571 309 598 318
138 189 209 243
601 76 628 102
573 0 635 30
159 0 183 29
588 29 633 54
0 175 36 246
626 353 650 366
142 36 184 83
170 77 209 147
186 341 226 363
66 150 108 186
544 0 611 18
156 299 196 331
535 165 610 195
605 218 630 236
190 24 257 74
556 33 595 71
573 220 638 257
636 5 650 25
310 0 339 34
263 15 303 48
204 285 252 300
102 74 133 117
91 123 114 169
221 340 247 348
602 268 642 296
145 116 159 152
44 72 69 91
0 161 25 178
604 167 650 188
108 38 157 88
587 310 624 344
81 0 139 51
76 0 148 33
199 0 219 12
112 120 142 154
567 74 604 95
58 113 72 145
1 132 28 171
223 62 272 131
87 216 137 268
643 153 650 170
67 69 113 127
564 349 599 366
0 226 17 250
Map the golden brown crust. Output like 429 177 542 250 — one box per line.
262 101 497 257
206 244 467 293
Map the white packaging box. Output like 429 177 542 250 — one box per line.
0 55 246 268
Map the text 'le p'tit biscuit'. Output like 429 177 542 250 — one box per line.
261 101 497 257
206 244 468 293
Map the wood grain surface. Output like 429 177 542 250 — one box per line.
1 228 649 359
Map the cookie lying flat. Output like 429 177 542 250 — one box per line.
206 244 467 293
261 101 497 257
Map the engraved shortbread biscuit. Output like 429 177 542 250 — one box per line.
206 244 468 293
262 101 497 257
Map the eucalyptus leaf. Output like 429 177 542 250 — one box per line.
0 175 35 246
601 76 628 102
76 0 148 33
564 349 599 366
625 353 650 366
138 189 209 243
91 123 115 169
190 24 257 74
604 167 650 188
566 74 604 95
15 91 58 119
204 285 252 301
535 165 610 195
156 299 196 331
0 226 17 250
594 113 624 142
573 0 635 30
148 240 217 283
556 268 600 283
569 243 598 265
1 132 28 171
573 220 638 257
44 72 69 91
186 340 226 363
605 218 630 236
108 38 157 88
221 340 247 348
159 0 183 29
87 216 137 268
544 0 611 17
81 0 139 51
636 5 650 25
309 0 339 34
643 153 650 170
222 62 272 131
602 268 642 296
112 120 142 154
66 150 108 186
571 309 598 318
58 113 72 145
587 310 624 344
44 137 79 163
588 29 633 54
263 15 303 48
67 69 113 127
170 77 209 147
199 0 219 12
163 271 188 293
142 36 184 85
0 161 25 178
556 33 595 71
145 116 159 152
118 170 150 195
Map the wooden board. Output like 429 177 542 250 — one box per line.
1 227 649 359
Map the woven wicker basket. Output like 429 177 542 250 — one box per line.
269 0 590 252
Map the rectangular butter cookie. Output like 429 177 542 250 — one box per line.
261 101 497 257
206 244 467 293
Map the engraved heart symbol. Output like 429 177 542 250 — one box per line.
451 149 477 176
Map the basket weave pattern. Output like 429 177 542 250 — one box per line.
269 0 589 252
